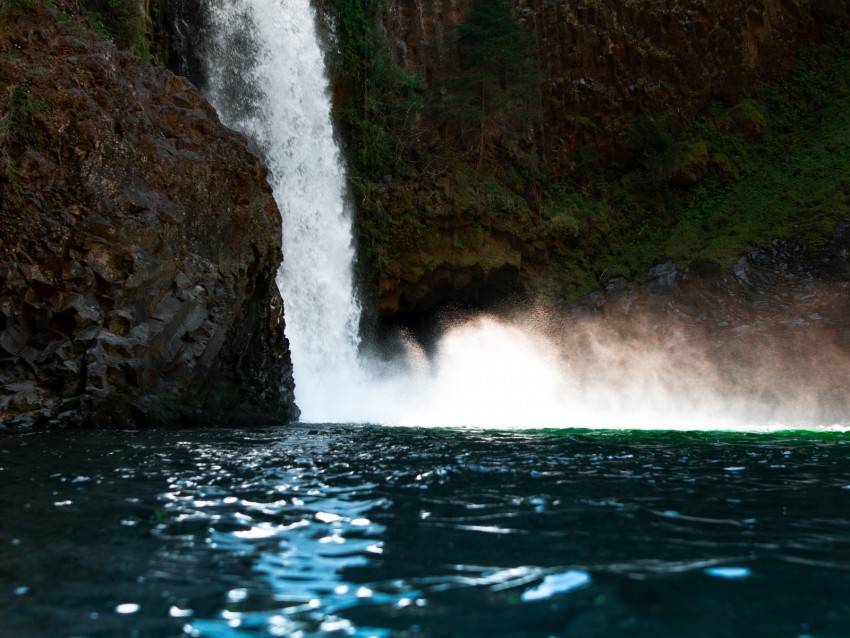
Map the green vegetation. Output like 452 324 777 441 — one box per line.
668 110 850 264
322 0 426 180
449 0 540 165
658 33 850 266
78 0 155 59
540 31 850 296
1 0 163 60
322 0 547 295
322 0 850 306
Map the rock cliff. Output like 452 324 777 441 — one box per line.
385 0 820 174
324 0 849 316
0 2 298 427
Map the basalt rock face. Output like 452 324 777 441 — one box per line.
520 0 816 175
385 0 817 175
0 4 298 428
366 0 836 315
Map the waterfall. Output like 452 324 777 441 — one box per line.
190 0 839 429
198 0 364 420
189 0 751 429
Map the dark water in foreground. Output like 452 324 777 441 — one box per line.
1 425 850 638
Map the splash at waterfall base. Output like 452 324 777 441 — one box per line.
347 234 850 430
175 0 849 430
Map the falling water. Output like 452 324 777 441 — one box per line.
199 0 364 419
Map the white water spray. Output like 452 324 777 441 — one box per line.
198 0 847 430
201 0 364 419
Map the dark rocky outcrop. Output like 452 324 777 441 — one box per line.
0 3 298 428
574 227 850 325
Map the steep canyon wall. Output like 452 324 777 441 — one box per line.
330 0 849 315
384 0 825 173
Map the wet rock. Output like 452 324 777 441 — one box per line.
62 295 104 331
0 325 28 358
648 260 678 295
0 3 298 428
572 290 606 316
603 277 628 304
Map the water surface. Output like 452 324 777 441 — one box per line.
1 425 849 637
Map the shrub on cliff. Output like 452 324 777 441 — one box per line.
322 0 425 180
448 0 540 166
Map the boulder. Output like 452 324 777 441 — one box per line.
0 3 298 428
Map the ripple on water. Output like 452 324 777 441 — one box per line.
2 425 850 637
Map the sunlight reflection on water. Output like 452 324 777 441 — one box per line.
3 426 850 637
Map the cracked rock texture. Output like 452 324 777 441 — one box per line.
0 3 298 428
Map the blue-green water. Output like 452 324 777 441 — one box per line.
1 425 849 637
